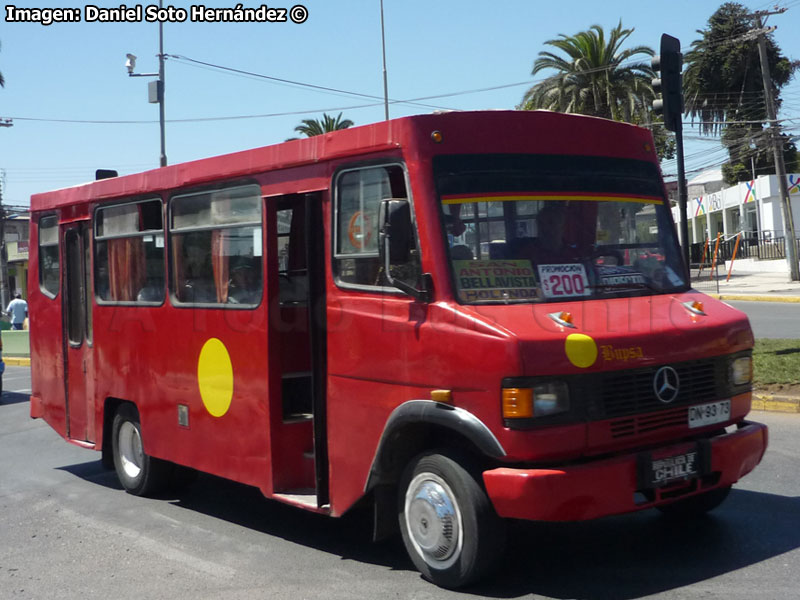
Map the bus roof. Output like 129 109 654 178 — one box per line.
30 110 656 212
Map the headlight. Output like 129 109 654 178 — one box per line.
731 356 753 386
502 381 570 419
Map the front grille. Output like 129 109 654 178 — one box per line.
503 351 750 433
598 358 720 418
609 406 687 439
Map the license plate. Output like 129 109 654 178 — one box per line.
688 400 731 429
649 449 700 487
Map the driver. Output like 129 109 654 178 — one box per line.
511 202 575 264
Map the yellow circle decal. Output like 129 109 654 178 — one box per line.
565 333 598 368
197 338 234 417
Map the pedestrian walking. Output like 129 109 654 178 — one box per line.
5 294 28 330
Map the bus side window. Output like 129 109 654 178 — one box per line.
38 215 60 298
95 199 164 304
333 164 419 289
170 185 263 307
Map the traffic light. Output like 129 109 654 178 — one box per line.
651 34 683 132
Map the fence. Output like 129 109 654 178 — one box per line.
690 261 721 295
689 231 800 264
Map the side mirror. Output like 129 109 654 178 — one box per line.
378 198 432 302
379 199 412 264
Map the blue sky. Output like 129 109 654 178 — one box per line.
1 0 799 206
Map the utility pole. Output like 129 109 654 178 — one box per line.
0 175 9 312
750 9 799 280
0 126 10 313
0 205 8 312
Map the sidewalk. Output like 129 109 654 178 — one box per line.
691 269 800 302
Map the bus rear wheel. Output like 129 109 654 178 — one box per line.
112 404 170 496
398 451 505 589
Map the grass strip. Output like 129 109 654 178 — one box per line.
753 339 800 386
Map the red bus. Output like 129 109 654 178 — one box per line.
29 110 767 588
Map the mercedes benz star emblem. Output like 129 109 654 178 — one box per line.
653 366 680 404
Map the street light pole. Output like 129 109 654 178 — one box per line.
380 0 389 121
157 12 167 167
126 0 167 167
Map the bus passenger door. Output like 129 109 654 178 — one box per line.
62 223 95 443
268 193 328 507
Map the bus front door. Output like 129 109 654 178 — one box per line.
62 223 95 443
269 193 328 507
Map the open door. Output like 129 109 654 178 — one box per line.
269 193 328 507
62 223 95 443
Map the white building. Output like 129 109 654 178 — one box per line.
671 171 800 272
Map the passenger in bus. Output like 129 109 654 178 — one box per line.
228 263 261 304
181 239 216 303
444 204 467 237
450 244 474 260
137 280 163 303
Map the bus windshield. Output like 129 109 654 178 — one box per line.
435 154 689 304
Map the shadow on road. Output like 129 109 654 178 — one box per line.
170 473 413 572
57 460 122 491
468 489 800 599
59 463 413 573
0 391 30 406
58 461 800 598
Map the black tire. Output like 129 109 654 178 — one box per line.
657 485 732 518
111 404 170 496
398 451 506 589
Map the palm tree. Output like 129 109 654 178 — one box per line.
0 41 5 88
288 113 354 140
519 22 654 123
682 2 799 183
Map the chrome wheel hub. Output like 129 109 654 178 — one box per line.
405 472 463 568
118 421 144 480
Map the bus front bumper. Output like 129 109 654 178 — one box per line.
482 420 768 522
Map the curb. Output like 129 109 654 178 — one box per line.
4 357 30 367
706 293 800 303
752 393 800 413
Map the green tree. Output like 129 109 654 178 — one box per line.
519 22 673 158
520 22 655 122
288 112 354 140
683 2 799 184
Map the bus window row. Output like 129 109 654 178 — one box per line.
40 184 267 308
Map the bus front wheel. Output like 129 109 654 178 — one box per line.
398 451 506 589
112 404 170 496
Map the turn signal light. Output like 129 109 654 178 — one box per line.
502 388 533 418
683 299 706 316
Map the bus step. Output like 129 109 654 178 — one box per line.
273 490 329 512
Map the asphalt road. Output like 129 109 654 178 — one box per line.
726 300 800 339
2 365 799 599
